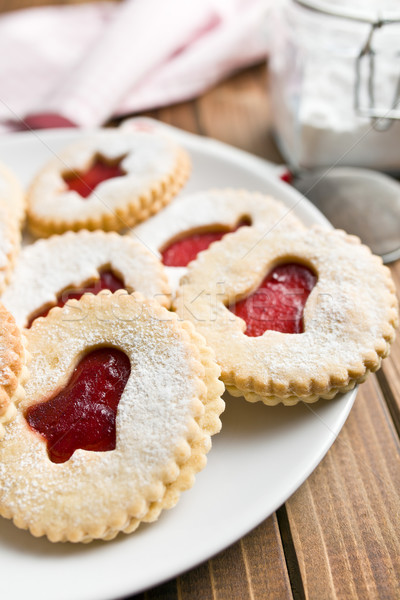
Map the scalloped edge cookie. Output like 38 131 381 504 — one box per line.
0 292 224 542
0 161 26 228
26 130 191 237
0 161 25 293
130 189 305 290
173 226 399 405
0 303 29 438
1 229 172 328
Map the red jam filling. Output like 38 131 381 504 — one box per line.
25 348 131 464
63 154 125 198
161 218 251 267
229 263 317 336
27 269 125 328
280 170 293 184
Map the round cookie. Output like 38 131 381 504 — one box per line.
0 293 225 542
131 189 304 289
0 212 19 295
0 303 28 438
174 226 398 405
0 162 26 293
0 161 26 227
27 129 191 237
1 230 171 328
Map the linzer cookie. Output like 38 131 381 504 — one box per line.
131 189 304 289
0 212 19 295
1 230 171 328
26 129 191 237
0 162 25 293
0 161 25 228
0 303 28 438
174 226 398 405
0 293 225 542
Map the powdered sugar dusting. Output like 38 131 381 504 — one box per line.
131 189 305 290
28 130 180 220
1 230 170 328
0 295 201 534
0 161 25 225
175 226 398 397
0 304 24 419
0 214 15 292
0 161 24 294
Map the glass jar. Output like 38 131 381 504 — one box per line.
268 0 400 171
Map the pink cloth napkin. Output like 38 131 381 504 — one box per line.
0 0 269 132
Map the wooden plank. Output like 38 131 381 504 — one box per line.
147 103 202 137
205 515 292 600
285 375 400 600
239 515 293 600
132 515 292 600
196 64 283 163
178 562 215 600
145 580 178 600
129 579 178 600
0 0 110 13
208 538 254 600
276 505 306 600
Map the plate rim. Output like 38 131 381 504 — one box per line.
0 121 356 600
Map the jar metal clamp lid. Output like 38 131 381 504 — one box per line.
295 0 400 130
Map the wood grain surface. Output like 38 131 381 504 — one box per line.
1 1 399 598
0 0 106 12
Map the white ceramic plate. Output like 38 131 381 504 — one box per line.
0 120 356 600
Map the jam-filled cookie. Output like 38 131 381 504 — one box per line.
1 230 171 328
174 226 398 405
0 303 28 438
27 129 191 237
0 293 225 542
0 162 26 293
131 189 304 289
0 161 26 228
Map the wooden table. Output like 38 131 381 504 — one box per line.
1 2 400 598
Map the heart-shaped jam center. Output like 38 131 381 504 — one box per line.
63 154 126 198
27 269 125 328
229 263 317 336
25 348 131 464
161 218 251 267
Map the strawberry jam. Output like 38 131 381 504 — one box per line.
63 154 125 198
25 348 131 464
27 269 125 328
161 218 251 267
229 263 316 336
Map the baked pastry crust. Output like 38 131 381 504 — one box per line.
0 162 25 293
0 303 28 438
1 230 171 328
174 226 399 405
0 293 225 542
0 212 19 295
26 129 191 237
131 189 305 289
0 161 26 227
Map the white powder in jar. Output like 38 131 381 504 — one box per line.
268 0 400 170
